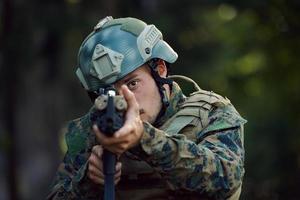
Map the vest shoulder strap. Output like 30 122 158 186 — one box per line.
187 89 231 108
162 89 231 136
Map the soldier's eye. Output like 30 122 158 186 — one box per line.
127 80 139 90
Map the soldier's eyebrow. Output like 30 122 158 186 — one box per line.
122 74 138 84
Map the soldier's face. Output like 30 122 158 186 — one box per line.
115 65 168 124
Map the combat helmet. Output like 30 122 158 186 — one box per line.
76 16 178 93
76 16 178 123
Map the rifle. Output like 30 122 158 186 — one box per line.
90 86 127 200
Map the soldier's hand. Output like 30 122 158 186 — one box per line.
93 85 144 155
87 145 122 185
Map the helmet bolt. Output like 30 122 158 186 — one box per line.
145 47 151 54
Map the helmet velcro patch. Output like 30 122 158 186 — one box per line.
102 17 147 36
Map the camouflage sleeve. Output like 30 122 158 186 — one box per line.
131 105 246 199
47 119 102 199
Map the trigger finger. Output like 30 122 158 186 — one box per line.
115 162 122 171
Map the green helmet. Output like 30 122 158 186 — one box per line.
76 16 178 92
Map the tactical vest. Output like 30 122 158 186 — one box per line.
117 76 241 200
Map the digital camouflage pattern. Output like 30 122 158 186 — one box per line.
47 81 246 200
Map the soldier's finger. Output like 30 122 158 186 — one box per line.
121 85 139 115
88 164 104 179
92 145 103 158
88 172 104 185
115 162 122 172
114 122 133 138
114 176 121 185
88 152 103 171
114 169 121 180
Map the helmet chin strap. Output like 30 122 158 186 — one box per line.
148 59 173 127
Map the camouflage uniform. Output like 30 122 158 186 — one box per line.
47 81 246 200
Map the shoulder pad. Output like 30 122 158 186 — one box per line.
161 90 232 135
186 89 231 108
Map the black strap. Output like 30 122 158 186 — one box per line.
147 59 173 127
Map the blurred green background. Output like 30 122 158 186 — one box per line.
1 0 300 199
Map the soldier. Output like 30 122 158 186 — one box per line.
47 16 246 200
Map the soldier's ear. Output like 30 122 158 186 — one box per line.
157 59 168 78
